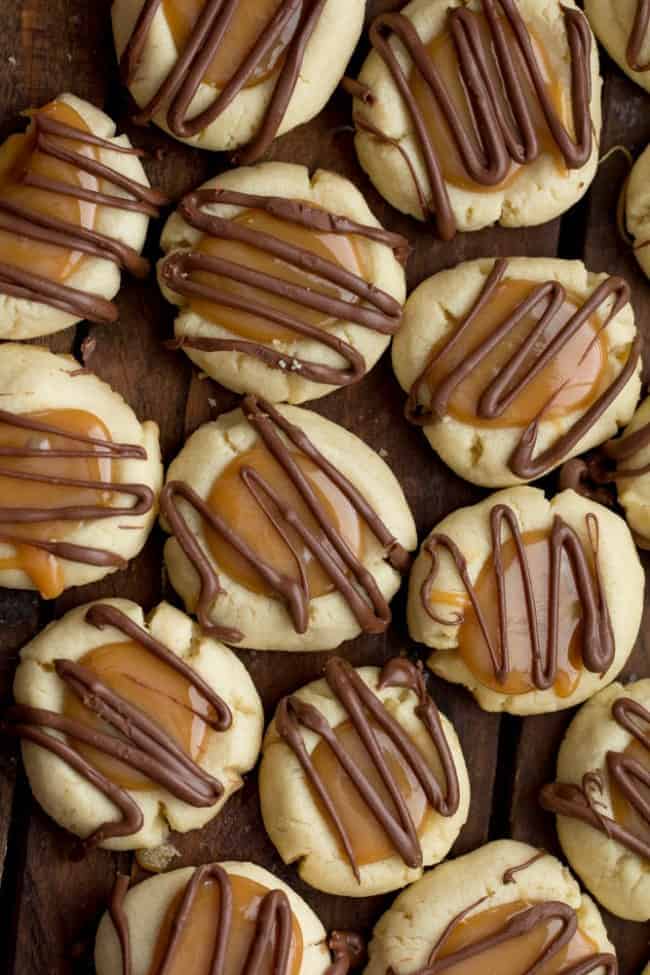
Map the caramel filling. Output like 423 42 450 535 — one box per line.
423 279 607 427
410 11 570 192
62 639 214 790
610 738 650 843
188 207 369 344
149 874 303 975
0 409 113 598
455 530 585 697
0 100 99 282
309 718 431 866
433 900 598 974
162 0 300 89
206 439 367 598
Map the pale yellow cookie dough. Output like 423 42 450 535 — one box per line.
614 395 650 547
95 861 330 975
364 840 616 975
392 257 641 487
111 0 364 152
162 402 417 651
626 144 650 281
14 598 263 851
0 344 162 594
259 664 470 897
408 486 644 715
158 162 406 404
585 0 650 93
548 679 650 922
353 0 602 232
0 93 152 341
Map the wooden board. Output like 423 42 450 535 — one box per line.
0 2 648 972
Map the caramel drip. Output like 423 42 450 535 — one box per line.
160 395 410 642
628 0 650 71
359 1 593 239
2 604 231 852
0 108 166 322
421 505 614 692
406 259 640 480
120 0 327 163
541 697 650 861
275 656 460 881
162 188 407 388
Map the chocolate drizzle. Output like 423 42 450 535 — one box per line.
357 1 593 239
275 656 460 882
160 395 411 642
421 504 614 691
541 696 650 861
2 604 231 852
406 258 640 480
161 188 407 388
627 0 650 71
326 931 366 975
0 109 166 322
120 0 327 162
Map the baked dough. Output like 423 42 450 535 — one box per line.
611 395 650 548
392 257 641 487
13 598 263 851
259 662 470 897
364 839 616 975
408 486 644 715
158 162 406 404
0 344 162 594
111 0 364 152
544 679 650 922
626 144 650 280
0 93 153 341
161 401 417 651
94 861 330 974
352 0 602 232
585 0 650 93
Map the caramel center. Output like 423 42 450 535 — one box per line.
610 737 650 843
149 874 303 975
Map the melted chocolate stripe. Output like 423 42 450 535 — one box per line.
628 0 650 71
276 657 460 881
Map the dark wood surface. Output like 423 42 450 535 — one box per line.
0 1 649 972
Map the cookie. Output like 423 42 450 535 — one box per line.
351 0 601 239
392 257 641 487
541 679 650 922
585 0 650 93
7 598 263 852
95 861 334 974
408 486 644 715
0 344 162 597
158 162 408 404
0 92 165 340
364 839 616 975
259 656 470 897
160 395 416 651
112 0 364 156
626 144 650 281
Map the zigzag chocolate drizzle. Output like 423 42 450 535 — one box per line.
541 697 650 861
2 604 231 852
628 0 650 71
406 258 640 480
0 110 166 322
160 395 411 642
275 656 460 882
357 0 593 239
120 0 327 163
421 504 614 690
161 188 407 388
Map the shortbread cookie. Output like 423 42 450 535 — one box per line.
626 144 650 280
7 598 263 852
0 344 162 597
351 0 601 238
365 840 616 975
160 396 416 651
392 257 641 487
112 0 364 156
0 93 165 340
585 0 650 92
541 679 650 922
260 656 470 897
95 861 332 974
158 162 408 404
408 486 643 715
